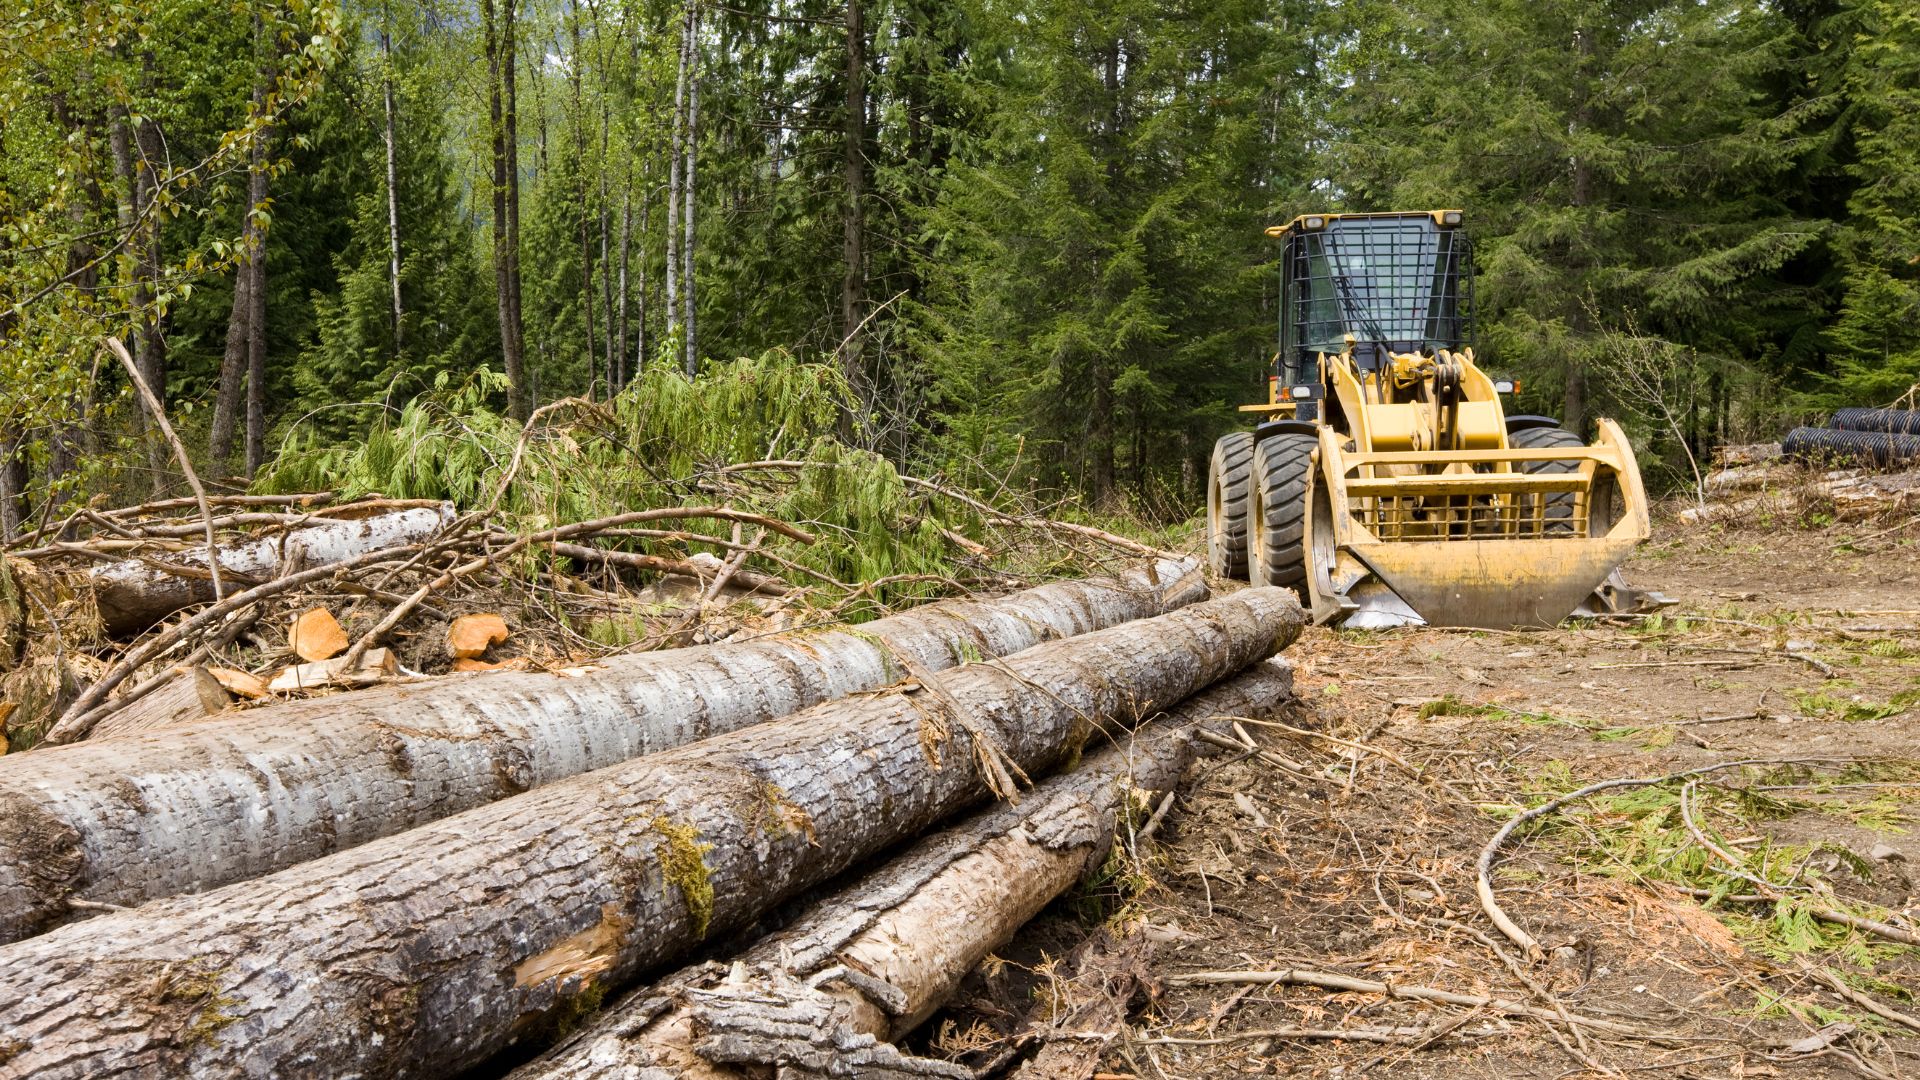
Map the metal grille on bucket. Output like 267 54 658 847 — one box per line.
1350 484 1586 541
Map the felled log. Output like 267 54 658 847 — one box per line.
0 560 1203 943
511 659 1296 1080
1678 468 1920 524
86 504 456 636
0 589 1301 1079
86 665 230 740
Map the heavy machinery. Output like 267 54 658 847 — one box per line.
1208 210 1666 629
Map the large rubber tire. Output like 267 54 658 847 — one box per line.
1785 425 1920 466
1509 424 1586 534
1249 433 1316 596
1830 408 1920 437
1206 432 1256 579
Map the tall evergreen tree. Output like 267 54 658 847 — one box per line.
295 10 494 434
1825 0 1920 401
921 0 1318 508
1329 0 1822 443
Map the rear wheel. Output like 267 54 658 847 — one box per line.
1249 433 1316 596
1207 432 1255 579
1509 424 1585 534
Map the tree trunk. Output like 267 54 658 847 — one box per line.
1564 25 1596 438
132 105 169 488
47 91 99 494
0 590 1300 1078
635 162 650 373
0 440 27 541
0 562 1202 944
84 504 456 639
838 0 867 416
1089 41 1122 510
570 2 597 386
510 660 1297 1079
381 6 405 356
666 3 689 356
107 106 167 492
209 262 249 467
243 80 273 479
485 0 529 420
210 40 268 473
595 5 617 395
683 22 698 378
615 181 631 390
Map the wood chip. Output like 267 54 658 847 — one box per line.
447 613 510 660
289 607 348 663
207 666 269 700
268 648 397 693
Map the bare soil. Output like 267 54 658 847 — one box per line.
926 511 1920 1079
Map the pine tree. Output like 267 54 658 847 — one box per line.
296 11 494 436
1329 0 1821 444
1825 0 1920 402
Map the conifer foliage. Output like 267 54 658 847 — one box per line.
0 0 1913 525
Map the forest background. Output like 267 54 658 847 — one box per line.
1 0 1916 530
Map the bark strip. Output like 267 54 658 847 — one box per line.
0 589 1301 1079
512 659 1296 1080
86 504 457 636
0 560 1202 943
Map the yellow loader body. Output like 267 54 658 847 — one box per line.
1210 211 1666 629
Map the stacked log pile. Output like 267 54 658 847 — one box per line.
512 659 1298 1080
0 587 1306 1079
0 558 1201 942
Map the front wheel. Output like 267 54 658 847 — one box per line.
1509 425 1585 534
1249 433 1316 596
1207 432 1255 579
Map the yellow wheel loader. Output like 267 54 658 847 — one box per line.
1208 210 1670 629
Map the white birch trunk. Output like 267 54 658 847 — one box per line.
85 504 456 637
682 14 698 376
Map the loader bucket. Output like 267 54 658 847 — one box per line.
1303 420 1662 630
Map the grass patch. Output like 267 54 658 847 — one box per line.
1424 697 1671 747
1789 688 1908 723
1517 764 1918 966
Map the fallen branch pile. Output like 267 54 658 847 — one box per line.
0 588 1306 1077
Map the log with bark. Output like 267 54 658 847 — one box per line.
0 588 1302 1079
0 560 1203 943
510 659 1296 1080
86 504 457 636
86 665 230 740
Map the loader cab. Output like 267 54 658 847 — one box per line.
1269 211 1474 391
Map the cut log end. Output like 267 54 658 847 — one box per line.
448 613 511 659
289 607 348 663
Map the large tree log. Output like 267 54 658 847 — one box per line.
512 659 1296 1080
0 560 1203 943
0 589 1301 1079
87 504 458 636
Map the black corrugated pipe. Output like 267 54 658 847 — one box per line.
1782 425 1920 466
1829 407 1920 436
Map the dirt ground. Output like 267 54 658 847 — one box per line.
926 510 1920 1079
